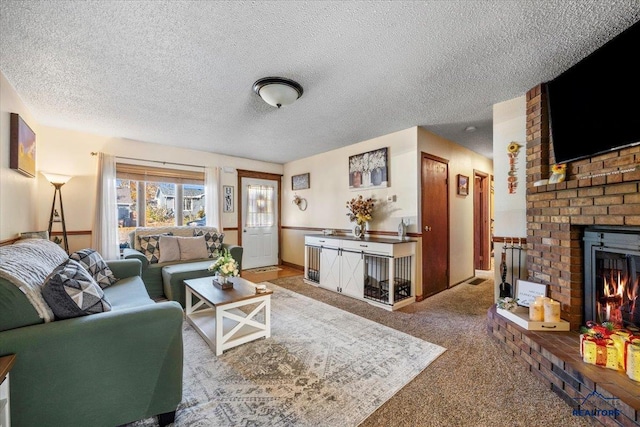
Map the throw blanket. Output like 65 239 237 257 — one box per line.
0 239 69 322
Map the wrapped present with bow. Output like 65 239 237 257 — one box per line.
625 337 640 382
579 321 630 371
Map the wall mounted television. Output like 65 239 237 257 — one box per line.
546 20 640 164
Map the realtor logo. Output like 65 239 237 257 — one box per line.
572 391 620 417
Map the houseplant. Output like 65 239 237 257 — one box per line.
208 248 239 287
346 195 374 239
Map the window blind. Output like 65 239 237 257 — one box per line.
116 163 204 184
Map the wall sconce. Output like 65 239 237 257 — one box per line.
42 172 72 253
293 194 307 211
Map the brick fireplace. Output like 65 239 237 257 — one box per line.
488 85 640 426
525 84 640 330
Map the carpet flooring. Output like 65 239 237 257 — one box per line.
270 276 596 427
129 284 444 427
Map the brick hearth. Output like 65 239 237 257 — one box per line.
487 307 640 426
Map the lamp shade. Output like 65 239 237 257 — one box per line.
42 172 72 185
253 77 303 108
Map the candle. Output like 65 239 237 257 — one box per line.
544 299 561 323
529 299 544 321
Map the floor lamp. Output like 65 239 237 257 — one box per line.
42 172 72 253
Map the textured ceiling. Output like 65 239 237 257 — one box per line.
1 1 639 164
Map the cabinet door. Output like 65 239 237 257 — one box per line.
340 250 364 299
319 247 340 291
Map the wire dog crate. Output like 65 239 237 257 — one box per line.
305 245 321 283
363 254 412 305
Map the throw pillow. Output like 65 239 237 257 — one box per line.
138 233 173 264
42 259 112 320
70 248 118 289
177 236 209 261
193 229 225 258
158 235 181 263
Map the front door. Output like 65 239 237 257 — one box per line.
421 153 449 298
240 177 279 269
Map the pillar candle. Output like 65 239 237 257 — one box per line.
544 299 561 323
529 299 544 321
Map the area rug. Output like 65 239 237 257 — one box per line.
244 265 283 273
129 283 445 427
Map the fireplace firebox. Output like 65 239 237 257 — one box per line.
584 226 640 330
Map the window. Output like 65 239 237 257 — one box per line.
115 163 205 245
246 184 274 227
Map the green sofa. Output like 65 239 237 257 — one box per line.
123 226 242 305
0 239 183 427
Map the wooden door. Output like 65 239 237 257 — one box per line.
421 153 449 298
474 171 490 270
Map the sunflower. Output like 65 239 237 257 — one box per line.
507 142 521 154
551 163 566 174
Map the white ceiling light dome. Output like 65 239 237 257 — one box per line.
253 77 303 108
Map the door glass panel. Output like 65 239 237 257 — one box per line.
246 184 274 227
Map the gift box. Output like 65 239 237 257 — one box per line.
625 338 640 382
580 334 620 370
611 330 633 370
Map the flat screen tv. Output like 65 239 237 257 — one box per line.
546 20 640 164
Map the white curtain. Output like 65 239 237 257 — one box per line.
91 152 119 260
205 166 223 232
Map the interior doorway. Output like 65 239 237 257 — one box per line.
473 171 491 271
420 153 449 298
236 170 282 270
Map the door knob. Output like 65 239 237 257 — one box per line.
425 226 432 232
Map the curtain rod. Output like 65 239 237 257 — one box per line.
91 152 205 169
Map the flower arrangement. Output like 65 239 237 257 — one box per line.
346 195 374 225
207 248 239 278
497 297 519 312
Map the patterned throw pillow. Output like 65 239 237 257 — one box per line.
193 229 225 258
42 259 112 320
70 248 117 289
138 233 173 264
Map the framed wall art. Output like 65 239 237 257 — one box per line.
10 113 36 177
223 185 234 212
348 147 388 190
292 173 310 190
457 174 469 196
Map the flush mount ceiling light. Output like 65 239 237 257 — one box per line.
253 77 303 108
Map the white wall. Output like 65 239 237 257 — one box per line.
0 72 40 239
493 96 527 237
492 95 527 299
282 125 493 293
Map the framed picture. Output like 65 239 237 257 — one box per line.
348 147 388 189
223 185 234 213
292 173 310 190
10 113 36 177
457 174 469 196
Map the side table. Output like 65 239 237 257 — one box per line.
0 354 16 427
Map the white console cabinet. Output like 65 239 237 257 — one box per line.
304 234 416 310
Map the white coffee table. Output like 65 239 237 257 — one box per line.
184 276 272 356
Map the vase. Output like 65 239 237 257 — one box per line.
353 223 366 239
213 274 233 289
371 167 382 186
